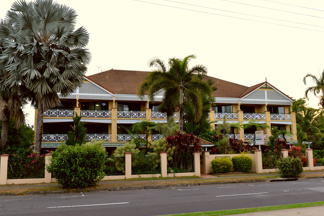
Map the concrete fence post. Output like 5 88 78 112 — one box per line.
306 148 314 170
125 152 132 179
194 152 201 177
44 154 52 183
0 154 9 185
202 151 210 174
254 150 263 173
160 152 167 177
281 149 289 158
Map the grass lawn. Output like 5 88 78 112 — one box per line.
168 201 324 215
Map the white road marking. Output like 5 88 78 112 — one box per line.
216 192 268 198
177 189 198 191
283 190 289 192
47 202 129 209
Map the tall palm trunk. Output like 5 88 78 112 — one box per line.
0 108 10 151
179 88 184 132
35 100 44 154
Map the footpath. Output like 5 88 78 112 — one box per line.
0 171 324 216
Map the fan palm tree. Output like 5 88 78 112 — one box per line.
0 20 27 151
131 120 157 153
304 70 324 108
0 0 91 153
244 120 270 141
137 55 213 132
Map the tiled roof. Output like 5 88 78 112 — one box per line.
88 69 287 99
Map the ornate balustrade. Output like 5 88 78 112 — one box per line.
42 134 68 142
243 113 266 120
86 133 111 142
117 111 146 118
151 112 167 119
278 134 293 140
215 112 239 120
244 133 268 140
270 113 291 120
152 134 164 141
117 134 146 141
227 134 240 139
81 110 112 118
43 109 74 117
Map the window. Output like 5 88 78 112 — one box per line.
240 105 255 113
212 105 233 113
81 102 108 110
55 101 74 109
267 106 285 114
117 102 141 111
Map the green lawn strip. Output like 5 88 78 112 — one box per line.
168 201 324 216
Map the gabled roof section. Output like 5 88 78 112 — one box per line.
239 82 266 98
88 69 149 95
84 76 114 95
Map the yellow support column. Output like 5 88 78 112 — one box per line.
209 110 215 130
265 111 271 138
291 111 297 141
111 96 117 142
238 110 244 141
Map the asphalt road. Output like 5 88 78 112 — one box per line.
1 178 324 216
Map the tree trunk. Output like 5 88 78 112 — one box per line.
179 88 184 132
34 101 44 154
0 108 10 152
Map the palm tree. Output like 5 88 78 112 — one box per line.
0 20 27 151
131 120 157 153
304 70 324 108
244 120 270 142
137 55 213 132
0 0 91 153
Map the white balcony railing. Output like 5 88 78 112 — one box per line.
278 134 293 140
42 134 68 142
81 110 112 118
215 112 239 120
227 134 240 139
152 134 164 141
270 113 291 120
244 133 268 140
43 109 74 117
243 113 266 120
86 133 111 142
117 134 146 141
117 111 146 118
151 111 167 119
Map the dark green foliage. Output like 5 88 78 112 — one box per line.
0 120 43 179
314 150 324 159
66 113 87 146
262 152 280 169
47 141 107 188
232 155 253 173
132 152 160 174
216 137 231 154
104 155 124 176
211 157 233 173
277 157 303 178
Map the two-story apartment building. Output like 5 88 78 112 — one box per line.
38 69 297 150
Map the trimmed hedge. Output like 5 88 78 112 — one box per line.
277 157 303 178
232 155 253 173
211 157 233 173
47 141 107 188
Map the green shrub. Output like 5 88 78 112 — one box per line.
112 140 140 172
211 157 233 173
314 150 324 159
232 155 253 173
216 137 231 154
47 140 107 188
262 152 280 169
133 152 160 174
277 157 303 178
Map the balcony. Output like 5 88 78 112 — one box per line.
244 133 268 140
243 113 266 120
278 134 293 140
227 134 240 139
117 134 146 141
270 113 291 120
81 110 112 118
214 112 238 120
42 133 111 142
117 111 146 118
151 112 179 119
152 134 164 141
43 109 74 118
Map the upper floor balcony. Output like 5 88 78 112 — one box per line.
81 110 112 118
43 109 74 118
214 112 239 120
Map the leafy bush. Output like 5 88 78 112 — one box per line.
262 152 280 169
112 140 140 172
232 155 253 173
314 150 324 159
288 145 307 167
277 157 303 178
211 157 233 173
133 152 160 174
47 140 107 188
216 137 231 154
